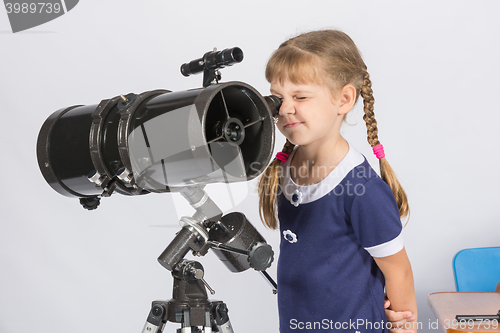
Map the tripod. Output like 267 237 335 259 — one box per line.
142 260 233 333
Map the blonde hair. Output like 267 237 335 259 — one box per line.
258 30 409 229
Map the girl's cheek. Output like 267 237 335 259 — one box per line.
276 125 288 136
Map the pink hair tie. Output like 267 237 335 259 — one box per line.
276 152 289 163
372 144 385 159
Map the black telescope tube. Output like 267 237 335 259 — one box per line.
181 47 244 77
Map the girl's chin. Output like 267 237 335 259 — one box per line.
279 134 304 146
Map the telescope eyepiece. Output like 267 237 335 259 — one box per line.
264 95 282 116
215 47 243 68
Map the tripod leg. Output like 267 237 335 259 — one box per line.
212 303 234 333
180 308 192 333
142 303 167 333
203 308 212 333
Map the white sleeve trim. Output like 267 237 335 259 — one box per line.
364 231 404 258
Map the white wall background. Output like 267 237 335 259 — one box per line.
1 1 499 332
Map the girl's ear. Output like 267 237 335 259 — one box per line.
337 84 356 115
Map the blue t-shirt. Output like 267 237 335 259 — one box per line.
277 144 404 333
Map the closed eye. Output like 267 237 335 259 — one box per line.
271 94 283 102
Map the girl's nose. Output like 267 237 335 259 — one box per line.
279 99 294 116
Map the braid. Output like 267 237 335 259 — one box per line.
360 72 410 220
360 73 380 147
282 139 296 155
258 139 295 229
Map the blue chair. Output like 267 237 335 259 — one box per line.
453 247 500 292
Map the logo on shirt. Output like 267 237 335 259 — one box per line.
283 230 298 243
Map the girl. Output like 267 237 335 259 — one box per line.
258 30 417 332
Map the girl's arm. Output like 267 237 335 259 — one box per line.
374 247 418 332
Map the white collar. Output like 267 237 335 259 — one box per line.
281 143 365 206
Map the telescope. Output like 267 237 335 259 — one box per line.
36 47 281 333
